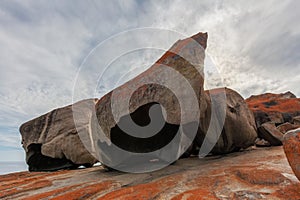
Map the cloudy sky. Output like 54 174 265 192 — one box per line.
0 0 299 164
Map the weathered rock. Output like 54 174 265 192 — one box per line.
246 91 300 126
258 122 284 146
19 99 99 171
88 32 208 170
20 33 208 171
283 128 300 181
293 116 300 125
1 147 299 199
277 122 300 134
195 88 257 154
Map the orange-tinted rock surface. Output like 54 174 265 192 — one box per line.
1 147 299 199
283 128 300 181
246 91 300 127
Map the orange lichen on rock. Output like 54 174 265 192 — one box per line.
51 180 116 200
273 183 300 199
171 189 218 200
1 147 299 199
97 175 182 200
247 98 300 113
22 183 82 200
233 168 287 185
246 91 300 113
0 179 52 198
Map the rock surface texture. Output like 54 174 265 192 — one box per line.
283 128 300 181
19 100 99 171
1 147 299 200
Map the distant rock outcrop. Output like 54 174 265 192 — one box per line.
246 91 300 147
246 91 300 127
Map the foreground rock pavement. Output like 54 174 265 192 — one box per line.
1 147 299 200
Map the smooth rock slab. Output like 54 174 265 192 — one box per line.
1 147 299 199
283 128 300 181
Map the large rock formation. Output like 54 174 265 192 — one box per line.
283 128 300 181
194 88 257 155
92 32 208 171
20 32 208 171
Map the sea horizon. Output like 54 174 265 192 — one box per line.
0 161 28 175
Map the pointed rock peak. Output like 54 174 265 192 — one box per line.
191 32 208 49
282 91 296 99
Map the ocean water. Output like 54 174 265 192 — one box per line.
0 161 28 175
